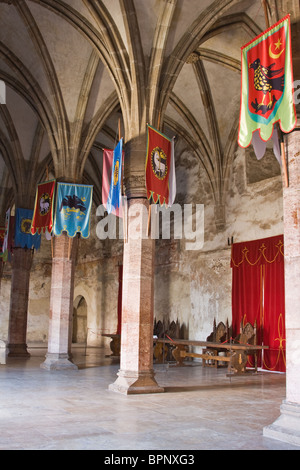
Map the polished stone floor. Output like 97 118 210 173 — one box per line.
0 344 299 451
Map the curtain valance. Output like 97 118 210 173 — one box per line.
231 234 284 268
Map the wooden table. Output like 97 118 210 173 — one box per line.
154 338 268 374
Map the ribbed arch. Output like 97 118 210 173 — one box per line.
163 115 219 205
0 130 18 195
15 1 69 170
0 45 58 156
78 91 120 178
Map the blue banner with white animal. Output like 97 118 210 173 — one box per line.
53 183 93 238
15 208 41 250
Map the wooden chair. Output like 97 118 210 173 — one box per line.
202 319 231 367
153 318 187 363
234 320 258 372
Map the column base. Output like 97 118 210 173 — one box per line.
109 369 164 395
40 353 78 371
263 401 300 447
7 343 30 358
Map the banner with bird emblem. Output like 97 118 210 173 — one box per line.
31 179 56 235
145 124 176 207
53 182 93 238
15 208 41 250
238 14 296 148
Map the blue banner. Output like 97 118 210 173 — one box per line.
53 183 93 238
106 139 123 215
15 208 41 250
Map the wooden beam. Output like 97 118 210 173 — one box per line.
180 351 231 362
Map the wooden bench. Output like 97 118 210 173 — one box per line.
155 338 268 375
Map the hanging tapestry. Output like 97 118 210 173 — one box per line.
15 208 41 250
145 125 176 207
31 179 56 235
53 182 93 238
231 235 285 372
104 139 123 216
102 144 124 217
238 15 296 148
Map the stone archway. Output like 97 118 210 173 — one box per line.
72 295 88 344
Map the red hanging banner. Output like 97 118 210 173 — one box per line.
31 180 56 235
145 125 173 206
238 15 296 148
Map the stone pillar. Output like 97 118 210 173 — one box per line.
7 247 33 357
109 132 164 394
263 120 300 446
109 197 164 394
41 232 78 370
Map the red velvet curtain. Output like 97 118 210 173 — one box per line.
231 235 285 372
263 260 286 372
232 262 263 367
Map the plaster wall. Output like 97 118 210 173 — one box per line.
153 139 283 346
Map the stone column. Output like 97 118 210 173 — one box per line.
109 198 164 394
263 120 300 446
109 135 164 394
41 232 78 370
7 247 33 357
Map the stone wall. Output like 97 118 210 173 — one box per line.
153 138 283 343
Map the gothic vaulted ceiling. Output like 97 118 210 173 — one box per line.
0 0 299 224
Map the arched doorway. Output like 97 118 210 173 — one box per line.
73 296 87 344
